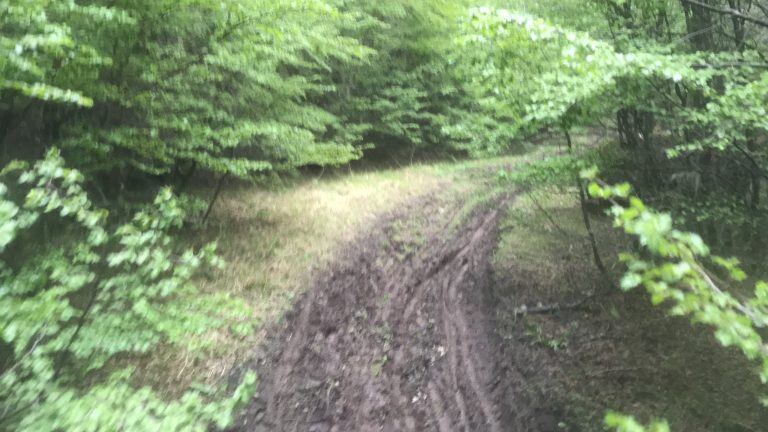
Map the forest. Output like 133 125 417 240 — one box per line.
1 0 768 431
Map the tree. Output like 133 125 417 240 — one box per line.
0 150 256 431
468 3 768 429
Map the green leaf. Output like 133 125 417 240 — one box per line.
621 273 642 291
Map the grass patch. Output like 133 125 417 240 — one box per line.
494 187 597 294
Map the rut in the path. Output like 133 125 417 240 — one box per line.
230 191 540 432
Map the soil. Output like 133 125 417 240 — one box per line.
228 189 553 431
228 185 768 431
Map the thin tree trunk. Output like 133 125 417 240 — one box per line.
177 161 198 194
564 128 607 274
202 172 229 224
54 286 100 379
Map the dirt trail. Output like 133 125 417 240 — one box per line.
230 191 551 431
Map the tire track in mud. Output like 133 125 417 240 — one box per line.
426 207 504 432
230 190 533 432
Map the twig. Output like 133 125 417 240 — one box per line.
693 61 768 68
202 172 229 225
514 292 595 317
583 367 641 378
691 262 768 329
0 325 48 381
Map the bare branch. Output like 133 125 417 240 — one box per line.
681 0 768 28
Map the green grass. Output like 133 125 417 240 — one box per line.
494 188 592 277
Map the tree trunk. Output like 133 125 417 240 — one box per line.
564 128 607 275
202 172 229 224
177 161 198 194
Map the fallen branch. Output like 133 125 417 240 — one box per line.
514 292 595 317
584 367 641 378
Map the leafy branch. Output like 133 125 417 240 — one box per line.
581 168 768 429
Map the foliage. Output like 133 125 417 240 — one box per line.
0 2 527 429
463 3 768 207
0 0 114 107
326 0 516 158
585 170 768 428
499 143 625 188
2 1 369 181
4 0 768 429
499 155 584 188
605 412 670 432
61 0 372 178
468 2 768 428
0 150 255 431
462 7 733 131
2 0 519 186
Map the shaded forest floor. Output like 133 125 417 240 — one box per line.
493 189 768 431
147 142 766 431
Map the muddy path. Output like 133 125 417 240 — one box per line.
230 190 553 432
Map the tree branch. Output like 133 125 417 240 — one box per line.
514 292 595 316
681 0 768 28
